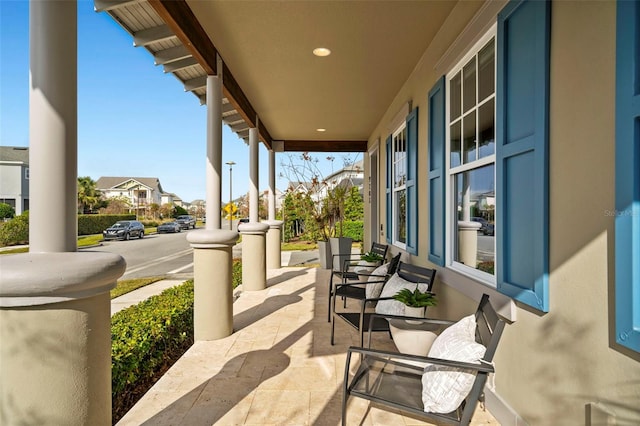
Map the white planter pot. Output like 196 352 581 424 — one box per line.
404 306 425 323
389 322 438 356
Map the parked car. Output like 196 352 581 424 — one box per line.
157 221 181 234
103 220 145 241
237 217 250 229
471 217 495 236
176 215 196 230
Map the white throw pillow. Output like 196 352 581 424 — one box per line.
353 260 379 274
364 263 389 299
374 273 430 316
421 315 486 414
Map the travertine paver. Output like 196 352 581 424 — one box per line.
116 267 500 426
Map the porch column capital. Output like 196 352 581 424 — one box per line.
187 229 239 248
0 252 125 307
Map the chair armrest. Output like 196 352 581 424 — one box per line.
346 346 495 374
368 311 455 326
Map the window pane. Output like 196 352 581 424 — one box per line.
463 58 476 113
450 72 461 119
450 121 461 168
463 111 477 163
453 164 495 275
478 99 495 159
478 39 495 102
396 189 407 244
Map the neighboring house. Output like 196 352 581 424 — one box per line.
0 146 29 214
160 192 183 207
96 176 166 215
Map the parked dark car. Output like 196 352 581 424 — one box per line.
471 217 495 236
176 215 196 230
103 220 145 241
157 221 181 234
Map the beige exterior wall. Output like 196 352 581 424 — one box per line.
368 1 640 424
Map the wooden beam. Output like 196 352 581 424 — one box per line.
283 140 368 152
148 0 216 74
133 24 175 47
94 0 140 12
149 0 273 150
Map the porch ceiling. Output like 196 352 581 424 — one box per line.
98 0 456 152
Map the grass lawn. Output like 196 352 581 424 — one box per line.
281 241 318 251
110 276 165 299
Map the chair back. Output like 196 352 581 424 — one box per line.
395 262 437 292
370 242 389 262
459 294 506 424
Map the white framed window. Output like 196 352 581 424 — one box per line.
446 26 496 284
392 123 407 249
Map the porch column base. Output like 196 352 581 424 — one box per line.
238 222 269 291
188 229 239 340
264 220 284 269
457 220 481 268
0 252 126 426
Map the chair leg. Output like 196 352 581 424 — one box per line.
327 274 334 322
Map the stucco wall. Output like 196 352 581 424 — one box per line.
367 1 640 424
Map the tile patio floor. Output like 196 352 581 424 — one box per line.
117 267 499 426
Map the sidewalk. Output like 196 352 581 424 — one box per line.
111 249 321 315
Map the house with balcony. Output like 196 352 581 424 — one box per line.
0 146 29 214
96 176 171 215
2 1 639 425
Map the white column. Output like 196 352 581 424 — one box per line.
239 123 268 288
249 126 259 223
206 72 222 230
1 3 126 425
268 150 276 221
29 0 78 253
265 149 283 269
187 57 239 339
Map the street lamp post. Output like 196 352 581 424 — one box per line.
226 161 236 230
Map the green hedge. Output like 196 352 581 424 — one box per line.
339 220 363 242
78 214 135 236
0 212 29 246
111 280 194 422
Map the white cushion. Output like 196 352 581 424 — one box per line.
374 273 430 316
364 263 389 299
421 315 486 414
353 260 379 274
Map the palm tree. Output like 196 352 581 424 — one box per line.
77 176 102 214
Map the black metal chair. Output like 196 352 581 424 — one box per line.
342 294 506 426
326 242 389 322
331 261 436 347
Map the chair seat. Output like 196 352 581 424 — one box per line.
333 270 360 281
334 285 365 299
336 312 390 333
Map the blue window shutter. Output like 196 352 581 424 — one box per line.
496 0 550 312
615 0 640 353
406 107 419 255
428 77 446 266
385 135 392 243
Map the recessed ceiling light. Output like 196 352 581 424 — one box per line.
316 128 327 132
313 47 331 57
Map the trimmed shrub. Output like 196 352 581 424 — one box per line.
232 259 242 288
0 202 15 219
340 220 363 242
111 280 194 422
0 211 29 246
140 220 159 228
78 214 135 236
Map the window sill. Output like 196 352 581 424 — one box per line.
439 266 517 322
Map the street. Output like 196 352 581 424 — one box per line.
91 229 197 279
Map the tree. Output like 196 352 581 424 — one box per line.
149 203 160 220
0 203 15 219
77 176 103 214
344 187 364 221
100 196 131 214
174 205 188 217
159 203 175 219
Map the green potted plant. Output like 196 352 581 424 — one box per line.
392 288 438 321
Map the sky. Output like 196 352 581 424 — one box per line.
0 0 359 203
